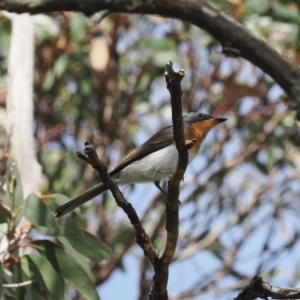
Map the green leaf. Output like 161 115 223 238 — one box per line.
56 236 91 276
0 203 11 224
9 261 31 300
20 257 31 278
4 159 24 213
206 0 233 13
10 161 24 211
61 230 111 262
33 215 85 237
24 288 39 300
266 3 300 24
26 254 63 299
58 216 85 235
69 13 87 41
46 193 71 210
34 15 60 39
0 223 7 234
53 55 68 77
42 70 55 91
153 51 178 67
24 194 59 235
32 240 100 300
244 0 270 15
45 193 88 227
131 38 177 51
137 73 151 92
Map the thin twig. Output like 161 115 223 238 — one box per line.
3 280 32 287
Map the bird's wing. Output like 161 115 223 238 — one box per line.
110 125 174 177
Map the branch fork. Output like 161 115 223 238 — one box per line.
76 141 158 263
76 62 187 300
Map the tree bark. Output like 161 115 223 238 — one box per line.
6 13 42 198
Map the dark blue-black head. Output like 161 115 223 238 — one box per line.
183 112 227 124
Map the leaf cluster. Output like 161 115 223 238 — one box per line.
0 159 111 300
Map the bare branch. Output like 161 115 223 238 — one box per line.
77 141 159 265
235 276 300 300
149 61 186 300
1 0 300 116
162 61 185 263
175 185 270 261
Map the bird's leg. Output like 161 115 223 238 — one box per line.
154 180 168 196
154 179 182 205
163 178 181 205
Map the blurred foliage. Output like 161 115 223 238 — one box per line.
0 159 111 299
0 1 300 299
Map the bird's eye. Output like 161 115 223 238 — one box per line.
197 113 204 119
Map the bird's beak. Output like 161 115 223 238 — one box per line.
214 117 227 124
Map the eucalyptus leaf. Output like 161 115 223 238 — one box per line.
42 70 55 91
57 236 91 276
9 261 30 300
4 159 24 213
62 229 112 262
245 0 270 15
0 203 11 224
33 240 100 300
24 194 59 234
54 55 68 77
26 254 63 299
266 3 300 24
24 288 39 300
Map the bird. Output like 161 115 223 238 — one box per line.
55 112 226 217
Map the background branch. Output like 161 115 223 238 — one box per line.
2 3 300 299
1 0 300 117
235 276 300 300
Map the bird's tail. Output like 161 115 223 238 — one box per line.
55 183 107 218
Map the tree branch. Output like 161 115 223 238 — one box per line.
1 0 300 117
161 61 185 263
76 142 159 265
77 61 186 300
149 62 186 300
235 276 300 300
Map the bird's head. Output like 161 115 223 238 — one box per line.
183 111 227 139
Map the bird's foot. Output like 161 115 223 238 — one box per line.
185 138 196 150
164 198 181 205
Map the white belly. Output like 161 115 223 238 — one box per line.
117 144 196 184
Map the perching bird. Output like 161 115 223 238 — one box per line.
55 112 226 217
